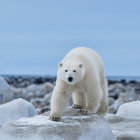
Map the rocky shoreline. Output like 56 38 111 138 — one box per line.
0 75 140 140
1 75 140 88
0 75 140 115
2 75 139 88
2 75 56 88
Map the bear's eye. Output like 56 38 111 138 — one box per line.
73 70 76 72
65 70 68 72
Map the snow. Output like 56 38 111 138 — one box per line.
15 115 64 126
79 121 116 140
0 98 37 126
0 107 115 140
0 134 62 140
106 114 140 140
116 101 140 119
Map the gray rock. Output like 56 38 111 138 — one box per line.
0 108 115 140
108 94 134 114
0 77 13 104
113 94 133 110
108 97 115 106
26 82 54 96
108 83 126 99
11 82 53 115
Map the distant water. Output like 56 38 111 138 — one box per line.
107 76 140 82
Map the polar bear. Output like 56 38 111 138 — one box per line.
50 47 108 121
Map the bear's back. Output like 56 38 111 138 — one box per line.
65 47 102 65
63 47 104 75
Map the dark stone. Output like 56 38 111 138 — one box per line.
40 106 50 114
109 94 119 100
120 79 127 85
129 80 137 84
135 88 140 94
108 80 118 85
35 77 43 84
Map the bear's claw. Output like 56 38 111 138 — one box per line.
49 113 61 121
50 116 60 121
72 104 83 109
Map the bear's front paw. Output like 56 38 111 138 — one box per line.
72 104 83 109
49 113 61 121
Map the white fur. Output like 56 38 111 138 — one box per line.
50 47 108 119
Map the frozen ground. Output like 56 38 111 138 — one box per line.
0 107 115 140
1 101 140 140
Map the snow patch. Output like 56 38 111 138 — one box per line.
117 101 140 119
0 98 37 126
15 115 64 126
0 134 62 140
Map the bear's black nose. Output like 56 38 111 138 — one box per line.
68 77 73 82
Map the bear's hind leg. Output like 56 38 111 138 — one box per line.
80 85 102 114
97 76 108 114
97 101 108 114
72 91 85 109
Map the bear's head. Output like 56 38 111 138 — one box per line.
57 62 85 85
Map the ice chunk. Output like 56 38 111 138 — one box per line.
0 98 37 126
0 107 115 140
116 101 140 119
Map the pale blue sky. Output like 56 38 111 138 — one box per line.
0 0 140 76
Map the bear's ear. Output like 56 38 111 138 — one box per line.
58 62 63 68
79 64 83 68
